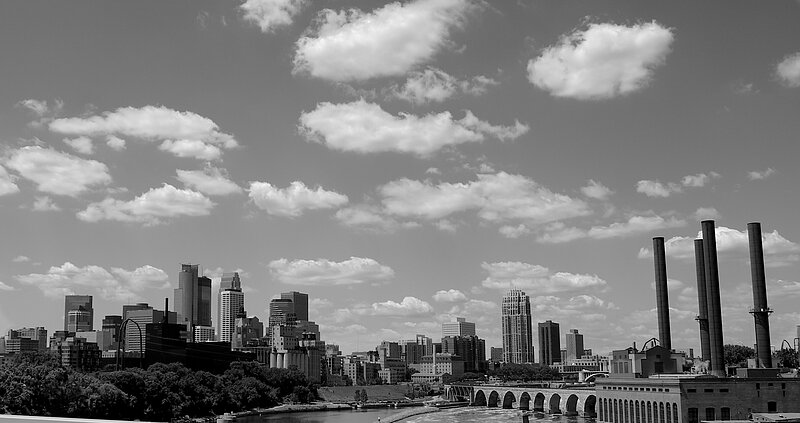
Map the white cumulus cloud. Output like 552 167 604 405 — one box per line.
636 180 681 197
481 261 607 292
0 165 20 196
62 136 94 155
748 168 775 180
0 281 14 291
249 180 348 217
49 105 237 160
4 146 111 197
527 22 674 100
299 99 527 157
32 196 61 212
176 166 242 196
293 0 474 81
358 296 434 317
16 262 169 301
240 0 307 33
77 184 215 225
268 256 395 285
776 52 800 88
432 289 467 303
391 67 498 104
106 135 127 151
580 179 613 200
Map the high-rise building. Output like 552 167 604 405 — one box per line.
538 320 561 365
442 317 476 338
269 298 296 326
217 272 244 343
102 315 123 344
565 328 585 363
442 335 486 373
490 346 503 362
173 264 212 340
122 303 151 320
501 289 534 363
125 306 178 353
64 295 93 332
281 291 309 321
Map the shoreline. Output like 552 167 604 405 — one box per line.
373 406 440 423
209 401 431 422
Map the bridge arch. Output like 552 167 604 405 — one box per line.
584 395 597 417
534 392 546 411
473 390 487 406
487 390 500 408
519 392 531 411
549 393 562 414
502 391 517 409
565 394 579 416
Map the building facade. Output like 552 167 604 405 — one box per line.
280 291 309 321
538 320 561 365
442 317 476 338
173 264 212 340
442 335 486 373
218 283 244 343
566 328 585 363
64 295 93 332
502 289 535 363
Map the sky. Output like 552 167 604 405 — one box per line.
1 0 800 359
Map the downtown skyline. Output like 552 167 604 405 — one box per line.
1 0 800 358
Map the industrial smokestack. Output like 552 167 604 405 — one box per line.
701 220 726 377
653 237 672 351
694 239 711 362
748 222 773 368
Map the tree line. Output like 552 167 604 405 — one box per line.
0 351 318 421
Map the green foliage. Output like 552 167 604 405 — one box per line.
775 348 799 369
488 363 560 382
0 351 319 420
447 372 487 383
723 344 755 367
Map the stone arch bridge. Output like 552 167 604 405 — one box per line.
444 384 597 417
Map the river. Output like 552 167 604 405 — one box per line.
242 407 596 423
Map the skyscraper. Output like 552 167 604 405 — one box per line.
280 291 309 321
501 289 534 363
217 272 244 343
538 320 561 365
442 317 476 338
64 295 93 332
268 298 296 326
173 264 212 340
565 328 585 362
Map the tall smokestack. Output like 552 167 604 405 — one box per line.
748 222 773 368
694 239 711 362
701 220 726 377
653 237 672 351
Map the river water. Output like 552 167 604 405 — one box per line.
243 407 595 423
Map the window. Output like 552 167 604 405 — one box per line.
704 388 713 393
721 407 730 421
768 402 777 413
687 388 696 393
635 401 640 423
705 407 715 421
756 383 761 389
782 383 786 389
666 403 671 423
688 408 698 423
673 403 679 423
719 388 728 393
648 402 653 423
630 400 635 423
664 389 669 392
660 403 666 423
768 383 773 387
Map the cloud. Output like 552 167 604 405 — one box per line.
106 135 126 151
249 180 348 217
681 172 719 187
584 214 686 239
776 52 800 88
0 165 20 196
16 262 169 301
48 105 237 160
637 226 800 263
334 204 416 233
32 196 61 212
481 261 607 292
77 184 215 225
580 179 613 200
380 172 590 224
299 99 527 157
240 0 307 33
694 207 720 220
390 67 498 104
293 0 474 81
63 136 94 155
176 166 242 196
12 256 30 263
527 22 674 100
0 281 14 291
636 180 682 197
498 224 531 239
268 256 395 286
747 168 775 180
357 296 434 317
16 98 64 127
4 146 111 197
432 289 467 302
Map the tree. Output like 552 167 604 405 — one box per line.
723 344 755 367
775 348 799 369
354 389 362 403
360 389 368 403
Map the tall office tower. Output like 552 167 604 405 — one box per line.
122 303 151 320
217 272 244 343
281 291 309 321
64 295 93 331
490 347 504 362
442 335 487 373
442 317 476 338
174 264 212 339
124 306 177 353
565 328 585 362
538 320 561 365
102 315 123 344
501 289 534 363
269 298 296 326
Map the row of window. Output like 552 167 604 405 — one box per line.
599 398 678 423
687 407 731 423
602 386 670 393
685 388 728 393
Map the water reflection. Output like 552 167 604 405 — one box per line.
245 407 596 423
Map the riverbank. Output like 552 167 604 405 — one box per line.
374 407 439 423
